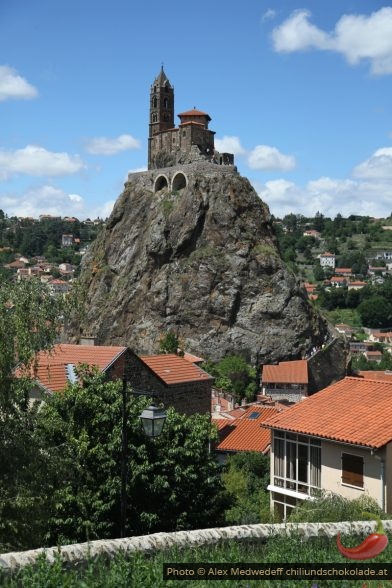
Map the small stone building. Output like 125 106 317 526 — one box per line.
261 359 308 403
126 352 213 416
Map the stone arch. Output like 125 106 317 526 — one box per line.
171 172 187 192
154 175 169 192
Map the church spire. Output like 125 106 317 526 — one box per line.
148 67 175 169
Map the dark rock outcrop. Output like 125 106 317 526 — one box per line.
70 162 341 369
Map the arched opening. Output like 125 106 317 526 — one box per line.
172 172 187 192
154 175 169 192
164 97 168 109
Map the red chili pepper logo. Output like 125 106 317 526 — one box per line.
336 512 389 560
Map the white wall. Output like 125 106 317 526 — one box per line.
321 440 384 508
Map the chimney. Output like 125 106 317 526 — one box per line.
80 336 96 346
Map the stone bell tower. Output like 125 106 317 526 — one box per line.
148 66 174 169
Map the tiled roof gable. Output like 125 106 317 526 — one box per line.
32 344 127 392
263 376 392 449
139 354 213 385
216 406 280 453
262 359 308 384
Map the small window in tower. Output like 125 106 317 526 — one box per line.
153 97 157 108
182 130 186 137
164 98 168 109
152 114 157 123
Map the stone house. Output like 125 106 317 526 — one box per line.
263 377 392 520
261 360 308 403
125 352 213 416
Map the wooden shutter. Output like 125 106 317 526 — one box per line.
342 453 363 488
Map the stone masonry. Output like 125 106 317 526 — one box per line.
1 520 391 572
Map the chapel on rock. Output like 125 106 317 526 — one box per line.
148 67 234 170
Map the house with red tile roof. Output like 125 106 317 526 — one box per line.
357 370 392 382
335 323 355 336
28 343 130 401
348 280 367 290
29 345 212 415
261 360 308 403
126 352 213 416
303 229 321 239
214 405 282 462
334 268 352 277
368 331 392 344
330 275 346 288
364 350 383 363
263 377 392 519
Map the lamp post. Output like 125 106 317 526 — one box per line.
120 377 166 538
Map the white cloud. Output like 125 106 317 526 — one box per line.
0 185 85 218
127 166 148 176
247 145 296 171
255 170 392 219
96 200 115 219
272 7 392 75
272 10 330 52
0 145 85 180
0 65 38 101
262 9 277 22
0 184 115 220
85 134 140 155
353 147 392 179
214 136 246 156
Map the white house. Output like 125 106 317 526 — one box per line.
263 377 392 520
318 252 335 269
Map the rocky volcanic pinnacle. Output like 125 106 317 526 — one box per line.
71 162 329 364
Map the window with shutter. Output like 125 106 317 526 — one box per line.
341 453 363 488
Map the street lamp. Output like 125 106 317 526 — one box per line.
120 377 166 538
140 405 167 438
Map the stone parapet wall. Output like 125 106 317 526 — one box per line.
1 520 392 572
127 160 238 190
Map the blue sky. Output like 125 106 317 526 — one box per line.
1 0 392 220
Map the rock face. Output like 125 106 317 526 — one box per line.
71 162 330 364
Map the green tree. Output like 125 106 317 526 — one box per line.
37 370 225 544
289 492 382 523
159 330 181 354
358 295 392 328
313 263 325 282
210 355 257 402
222 452 271 524
0 280 65 551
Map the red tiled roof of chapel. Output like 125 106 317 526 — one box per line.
178 109 210 117
139 353 213 385
263 376 392 449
